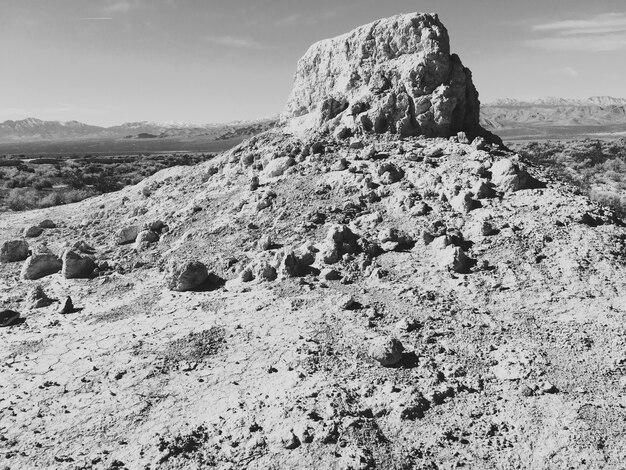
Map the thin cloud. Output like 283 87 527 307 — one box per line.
528 13 626 51
203 35 266 50
76 17 113 21
102 1 136 14
532 13 626 34
274 14 318 27
527 33 626 52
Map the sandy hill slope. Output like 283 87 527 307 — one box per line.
2 12 626 470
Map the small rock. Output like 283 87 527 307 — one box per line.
0 309 20 327
39 219 57 229
423 146 444 158
115 226 139 245
400 392 431 420
28 285 53 308
167 260 209 291
377 162 404 184
59 297 74 314
491 159 532 192
541 381 558 394
368 336 404 367
457 131 470 144
281 430 301 450
333 125 352 139
472 179 495 199
320 268 341 281
0 239 29 263
24 226 43 238
263 156 295 178
519 384 534 397
348 138 364 149
395 318 420 333
330 158 349 171
340 295 357 310
72 240 96 254
258 234 272 251
450 191 478 213
144 220 168 233
436 246 474 273
471 136 488 150
251 260 278 281
134 230 159 248
249 175 260 191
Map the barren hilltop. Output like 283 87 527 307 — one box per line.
2 12 626 470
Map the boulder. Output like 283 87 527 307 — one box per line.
115 226 139 245
0 310 20 327
61 249 96 279
282 13 492 141
377 162 404 184
491 159 531 191
144 220 168 233
21 253 62 280
258 234 273 251
0 239 29 263
134 230 159 248
166 260 209 291
276 248 315 278
436 246 474 273
450 191 478 213
263 156 295 178
39 219 56 229
368 336 404 366
320 224 361 264
24 226 43 238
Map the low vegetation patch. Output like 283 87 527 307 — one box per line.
0 152 215 211
515 138 626 217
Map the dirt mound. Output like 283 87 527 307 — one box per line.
1 12 626 470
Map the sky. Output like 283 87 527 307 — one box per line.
1 0 625 126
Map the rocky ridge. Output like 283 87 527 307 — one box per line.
1 12 626 470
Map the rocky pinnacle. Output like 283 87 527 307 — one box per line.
283 13 491 140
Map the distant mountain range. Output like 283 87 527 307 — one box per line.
1 96 624 149
481 96 626 129
0 117 277 142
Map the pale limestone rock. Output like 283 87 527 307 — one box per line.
491 159 531 192
282 13 491 140
368 336 404 366
166 260 209 291
115 225 139 245
263 156 295 178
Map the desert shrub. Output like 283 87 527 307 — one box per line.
38 191 65 208
33 179 53 190
590 189 626 218
517 138 626 218
63 188 97 204
6 188 39 211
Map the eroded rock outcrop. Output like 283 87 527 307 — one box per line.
283 12 492 141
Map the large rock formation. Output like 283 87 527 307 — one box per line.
283 13 488 139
